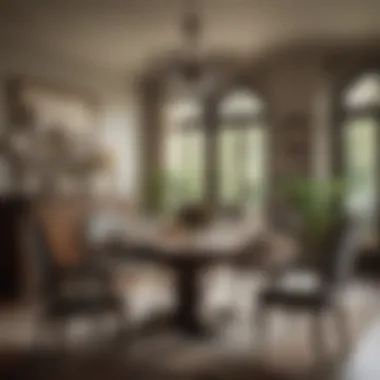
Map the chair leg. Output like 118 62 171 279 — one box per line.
311 310 325 363
115 299 127 329
32 317 46 349
254 303 267 356
56 320 70 350
34 318 67 350
108 299 128 343
333 304 350 356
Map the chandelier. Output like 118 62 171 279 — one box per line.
171 0 216 97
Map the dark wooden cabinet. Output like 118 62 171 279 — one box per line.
0 196 29 302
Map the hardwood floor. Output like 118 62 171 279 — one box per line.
342 316 380 380
0 266 379 379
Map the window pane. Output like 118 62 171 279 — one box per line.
245 127 267 207
164 123 204 210
343 73 380 110
219 129 243 204
219 91 264 119
219 126 266 209
181 131 205 202
344 117 377 244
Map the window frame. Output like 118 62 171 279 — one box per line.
216 88 268 210
339 71 380 248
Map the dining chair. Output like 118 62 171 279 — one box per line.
209 236 270 332
31 210 126 348
254 215 362 360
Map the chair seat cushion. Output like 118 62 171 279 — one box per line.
259 287 329 310
259 270 330 310
47 268 122 317
48 291 122 317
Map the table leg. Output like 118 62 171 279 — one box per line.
174 263 209 338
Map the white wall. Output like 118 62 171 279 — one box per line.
0 45 139 198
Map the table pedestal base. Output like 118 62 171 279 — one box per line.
173 262 211 338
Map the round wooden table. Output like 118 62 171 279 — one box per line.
120 219 262 337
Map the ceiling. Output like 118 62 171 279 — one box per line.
1 0 380 76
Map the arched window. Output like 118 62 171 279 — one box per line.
342 72 380 246
163 97 205 210
343 73 380 111
217 90 267 212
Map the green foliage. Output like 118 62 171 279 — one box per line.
145 170 165 213
146 170 198 213
163 173 194 210
283 177 345 248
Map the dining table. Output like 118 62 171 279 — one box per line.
114 215 265 338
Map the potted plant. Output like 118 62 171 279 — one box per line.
282 176 345 265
